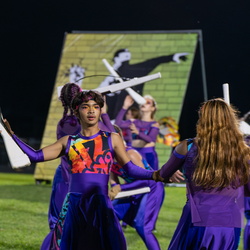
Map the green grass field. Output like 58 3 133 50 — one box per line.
0 173 244 249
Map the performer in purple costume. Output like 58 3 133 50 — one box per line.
3 90 162 250
41 84 117 249
110 151 164 250
240 111 250 250
115 94 159 170
121 106 140 147
158 98 250 250
41 83 82 249
109 125 164 250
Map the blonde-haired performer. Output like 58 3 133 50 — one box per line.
159 98 250 250
115 94 159 170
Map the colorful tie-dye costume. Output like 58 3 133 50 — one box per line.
111 147 165 250
41 115 116 250
49 130 126 250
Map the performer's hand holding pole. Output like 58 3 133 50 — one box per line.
0 111 31 169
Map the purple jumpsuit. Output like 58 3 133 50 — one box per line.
13 128 155 249
41 114 116 249
115 108 159 170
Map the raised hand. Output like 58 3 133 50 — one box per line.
1 118 14 135
123 95 134 109
173 53 189 63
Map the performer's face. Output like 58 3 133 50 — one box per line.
77 100 101 126
126 110 133 120
140 99 155 113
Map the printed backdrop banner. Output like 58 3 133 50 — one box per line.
34 31 198 181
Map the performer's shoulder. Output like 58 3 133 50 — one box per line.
101 130 112 137
175 138 195 155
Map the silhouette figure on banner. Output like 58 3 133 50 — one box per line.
98 48 188 119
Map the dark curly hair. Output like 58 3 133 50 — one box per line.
71 90 104 112
59 83 81 127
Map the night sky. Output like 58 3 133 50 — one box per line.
1 1 250 142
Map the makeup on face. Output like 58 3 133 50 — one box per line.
79 102 100 112
145 100 153 106
140 99 153 108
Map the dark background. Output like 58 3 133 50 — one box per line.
1 1 250 172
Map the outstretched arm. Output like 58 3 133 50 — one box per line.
2 119 67 162
111 133 162 181
12 134 67 162
131 54 188 75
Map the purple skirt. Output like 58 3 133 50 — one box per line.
44 173 126 250
169 202 241 250
49 192 126 250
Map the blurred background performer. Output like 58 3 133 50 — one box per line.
109 125 165 250
115 94 159 170
41 83 82 249
121 106 140 147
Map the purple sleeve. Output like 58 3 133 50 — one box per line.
115 108 131 129
57 116 80 139
122 161 154 180
12 134 44 162
101 113 116 132
98 121 110 132
138 126 159 143
160 150 186 179
120 179 149 191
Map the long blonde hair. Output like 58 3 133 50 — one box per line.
143 95 157 119
194 98 250 188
